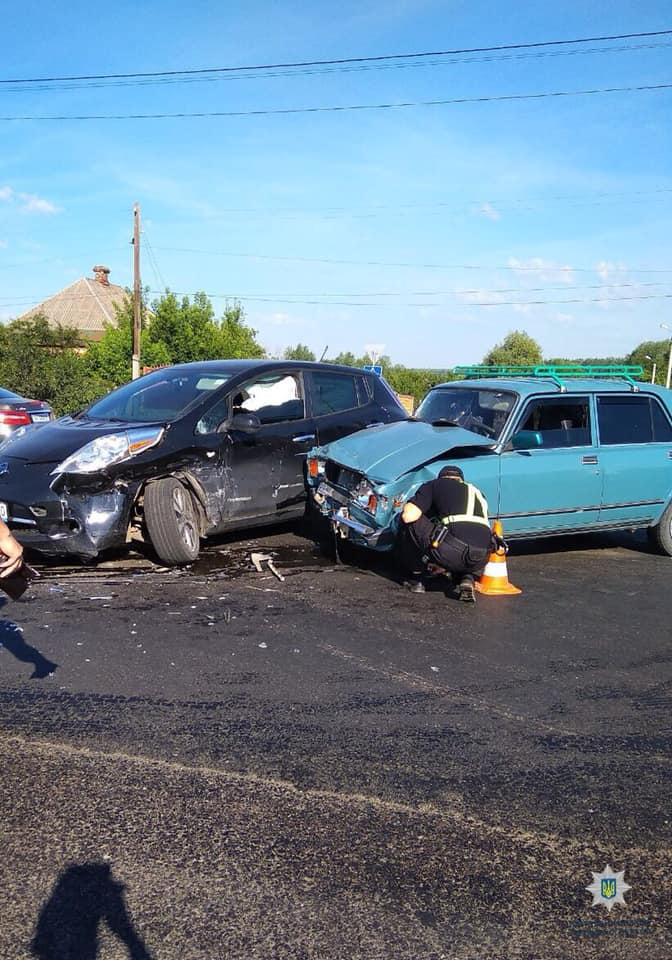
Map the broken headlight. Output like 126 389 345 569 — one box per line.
307 456 326 479
51 426 165 475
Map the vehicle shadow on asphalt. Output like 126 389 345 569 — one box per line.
0 599 57 679
30 862 154 960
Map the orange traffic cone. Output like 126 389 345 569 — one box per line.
475 520 522 596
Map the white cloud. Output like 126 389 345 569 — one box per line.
0 185 61 214
267 312 301 326
18 192 61 214
455 287 503 307
508 257 575 285
595 260 628 283
479 201 500 222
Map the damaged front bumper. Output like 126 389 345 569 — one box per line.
0 458 138 559
311 480 397 550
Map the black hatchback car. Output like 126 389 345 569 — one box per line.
0 360 405 564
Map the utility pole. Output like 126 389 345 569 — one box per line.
132 203 141 380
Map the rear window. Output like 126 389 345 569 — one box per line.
0 387 21 401
597 395 672 444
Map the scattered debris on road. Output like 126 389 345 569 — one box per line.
250 552 286 582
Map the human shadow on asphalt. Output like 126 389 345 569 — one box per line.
30 862 154 960
0 599 57 679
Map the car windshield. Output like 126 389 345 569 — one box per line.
82 369 233 423
415 387 517 440
0 387 22 401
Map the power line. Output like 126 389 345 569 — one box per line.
166 187 672 222
2 82 670 121
0 249 128 272
2 29 671 84
172 187 672 214
152 246 672 275
4 290 671 310
4 41 670 93
152 290 672 308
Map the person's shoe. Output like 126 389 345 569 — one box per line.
457 575 476 603
405 578 426 594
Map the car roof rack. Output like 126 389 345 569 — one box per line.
452 364 644 392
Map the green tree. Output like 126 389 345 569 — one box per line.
86 293 266 386
146 294 264 362
384 365 454 401
626 339 670 385
85 296 170 387
283 343 316 361
0 315 108 416
216 301 266 359
483 330 543 366
330 351 359 367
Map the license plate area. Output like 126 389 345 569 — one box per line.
317 481 349 506
31 414 50 423
0 501 8 521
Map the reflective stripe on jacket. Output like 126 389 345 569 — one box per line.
439 482 491 529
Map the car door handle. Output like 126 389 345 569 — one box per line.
292 434 316 443
582 455 598 464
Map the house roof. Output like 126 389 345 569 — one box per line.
18 266 130 339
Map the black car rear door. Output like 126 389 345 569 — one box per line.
307 369 390 445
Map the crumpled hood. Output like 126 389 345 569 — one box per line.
318 420 495 483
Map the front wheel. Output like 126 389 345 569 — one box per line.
144 478 201 565
648 501 672 556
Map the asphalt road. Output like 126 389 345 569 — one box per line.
1 526 671 959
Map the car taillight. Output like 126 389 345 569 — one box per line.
0 411 31 426
307 457 319 478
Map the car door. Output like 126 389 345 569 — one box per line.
497 395 603 535
194 370 316 527
308 370 380 445
596 393 672 526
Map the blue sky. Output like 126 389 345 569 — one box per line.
1 1 671 366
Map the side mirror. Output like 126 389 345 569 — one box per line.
511 430 543 450
222 411 262 433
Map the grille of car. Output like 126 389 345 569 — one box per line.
325 461 364 491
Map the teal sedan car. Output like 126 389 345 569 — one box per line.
307 365 672 556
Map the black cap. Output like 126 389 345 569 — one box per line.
438 465 464 481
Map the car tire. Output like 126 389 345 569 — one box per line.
144 478 201 565
648 501 672 556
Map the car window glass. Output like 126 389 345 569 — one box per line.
85 370 232 423
0 387 22 401
354 375 370 406
597 395 670 444
518 397 591 447
651 399 672 441
235 373 305 424
415 388 516 439
312 372 358 416
195 396 230 435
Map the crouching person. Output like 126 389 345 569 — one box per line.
398 465 493 602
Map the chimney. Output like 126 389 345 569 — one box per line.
92 265 110 286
